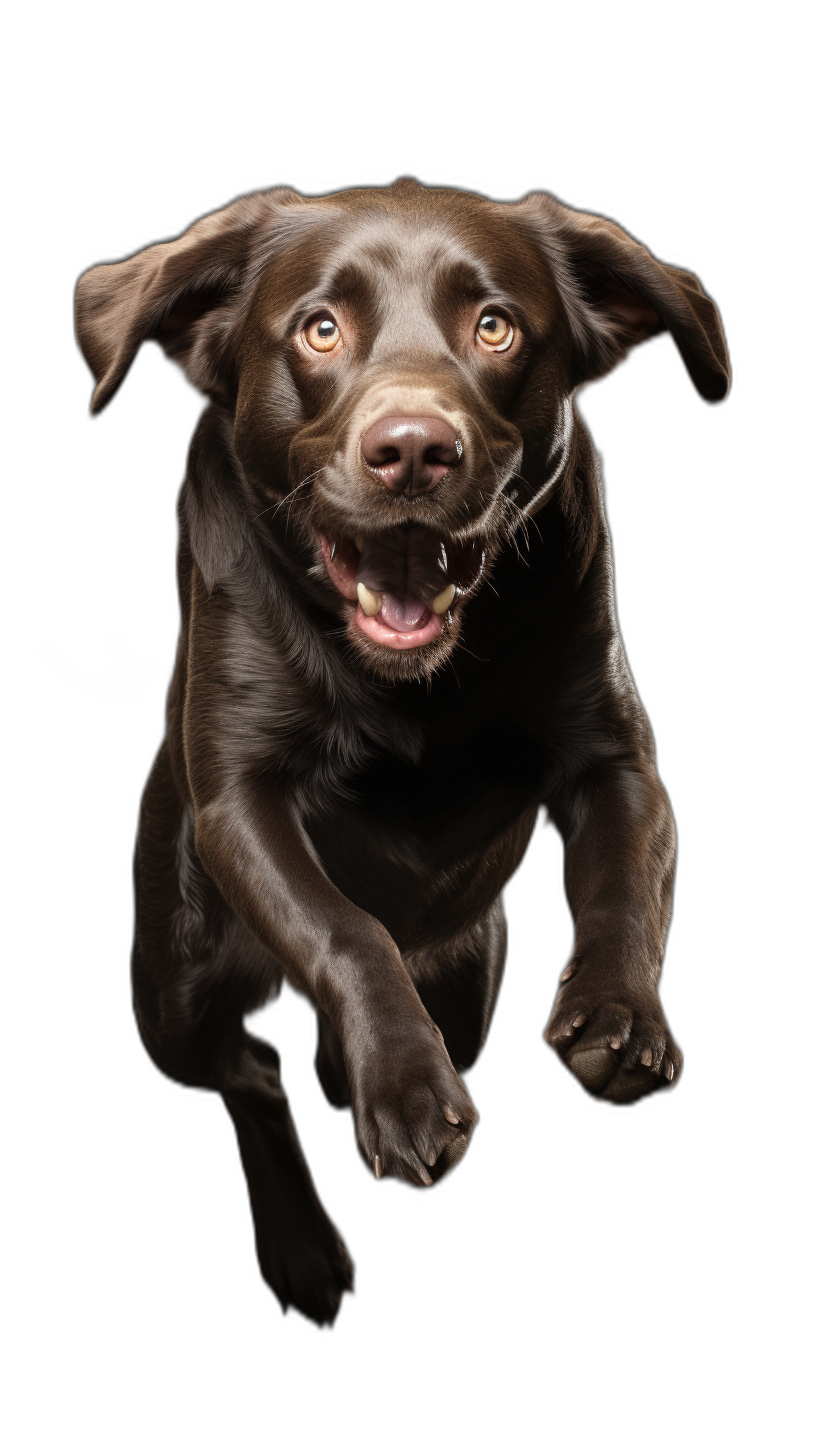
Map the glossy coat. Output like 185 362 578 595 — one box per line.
75 180 730 1324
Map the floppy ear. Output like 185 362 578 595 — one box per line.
75 190 294 413
519 194 730 401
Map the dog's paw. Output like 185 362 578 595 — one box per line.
351 1022 478 1185
545 969 682 1103
256 1204 354 1327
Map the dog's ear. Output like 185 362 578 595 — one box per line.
518 194 730 401
75 191 296 413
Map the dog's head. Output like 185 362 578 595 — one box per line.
76 180 729 680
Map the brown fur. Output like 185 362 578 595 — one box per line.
75 179 729 1324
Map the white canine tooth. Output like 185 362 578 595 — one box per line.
356 582 382 617
431 583 456 615
354 536 365 552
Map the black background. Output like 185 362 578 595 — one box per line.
55 85 757 1380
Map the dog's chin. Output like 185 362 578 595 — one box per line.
346 601 463 683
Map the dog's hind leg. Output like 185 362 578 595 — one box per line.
132 744 353 1325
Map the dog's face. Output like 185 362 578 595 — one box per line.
232 184 575 677
76 180 729 681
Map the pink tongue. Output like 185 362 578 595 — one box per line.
379 593 429 631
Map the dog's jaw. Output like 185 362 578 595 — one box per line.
317 529 486 678
319 532 447 649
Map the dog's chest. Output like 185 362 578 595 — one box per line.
302 720 543 945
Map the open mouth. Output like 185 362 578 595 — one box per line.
318 525 485 650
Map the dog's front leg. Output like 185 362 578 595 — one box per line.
194 790 477 1181
544 760 682 1101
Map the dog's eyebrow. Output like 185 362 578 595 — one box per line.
434 256 500 301
430 259 525 318
285 261 381 334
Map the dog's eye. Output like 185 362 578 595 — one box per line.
476 313 514 352
304 315 342 353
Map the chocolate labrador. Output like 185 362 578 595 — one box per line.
75 179 729 1325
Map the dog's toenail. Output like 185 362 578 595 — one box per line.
665 1063 673 1080
610 1036 621 1050
641 1049 652 1066
560 965 576 982
418 1166 433 1186
374 1155 383 1178
443 1105 460 1125
572 1014 587 1027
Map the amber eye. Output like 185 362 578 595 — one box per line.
304 315 342 353
476 312 514 352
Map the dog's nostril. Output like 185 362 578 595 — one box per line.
360 415 462 495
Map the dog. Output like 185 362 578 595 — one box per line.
75 179 729 1325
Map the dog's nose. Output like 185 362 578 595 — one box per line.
360 415 462 494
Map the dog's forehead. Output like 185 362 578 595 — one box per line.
253 189 552 324
325 204 499 278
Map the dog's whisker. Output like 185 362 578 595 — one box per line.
512 476 545 535
498 491 536 560
451 637 489 664
252 469 323 526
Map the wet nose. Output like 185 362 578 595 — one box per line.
360 415 462 494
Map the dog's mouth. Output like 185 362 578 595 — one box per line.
318 525 486 650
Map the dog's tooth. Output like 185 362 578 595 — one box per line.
354 536 365 552
330 542 337 562
357 582 382 617
431 583 456 615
